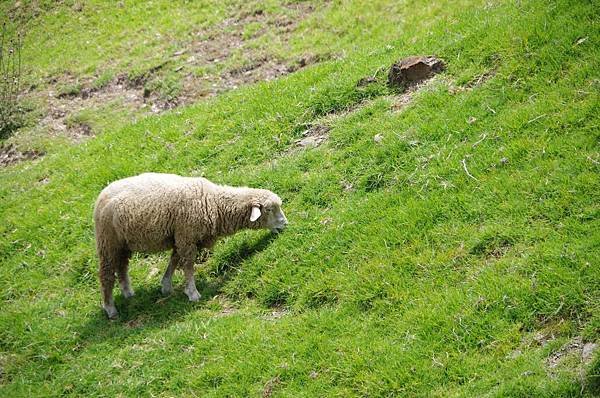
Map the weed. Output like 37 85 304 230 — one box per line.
56 82 82 98
0 23 23 139
92 69 114 91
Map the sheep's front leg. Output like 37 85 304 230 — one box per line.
161 250 179 295
178 244 201 302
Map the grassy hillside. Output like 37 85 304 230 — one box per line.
1 0 599 396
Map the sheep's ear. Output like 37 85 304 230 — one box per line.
250 206 262 222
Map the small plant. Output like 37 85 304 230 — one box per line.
0 23 23 139
92 69 115 90
144 73 182 102
57 81 82 98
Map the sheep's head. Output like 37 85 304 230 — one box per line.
249 191 288 233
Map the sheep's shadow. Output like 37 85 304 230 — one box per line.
76 232 277 345
200 232 278 294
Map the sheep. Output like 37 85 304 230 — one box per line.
93 172 288 319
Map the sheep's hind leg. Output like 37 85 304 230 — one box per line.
178 245 200 301
99 255 118 319
161 250 179 295
116 249 134 298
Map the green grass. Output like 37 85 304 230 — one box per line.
1 0 599 396
9 0 338 82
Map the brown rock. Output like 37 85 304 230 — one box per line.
388 56 445 90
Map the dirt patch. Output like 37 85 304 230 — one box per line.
534 329 558 347
544 336 600 392
465 68 497 89
296 124 331 149
215 56 293 92
30 1 326 142
547 337 581 368
388 74 452 112
448 67 498 95
389 82 425 112
36 69 183 141
547 337 598 370
263 307 289 320
69 122 94 140
262 376 281 398
287 53 330 73
0 143 44 167
178 3 327 100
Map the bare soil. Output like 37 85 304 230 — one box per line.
263 307 289 320
546 336 598 369
0 143 43 167
20 1 326 146
295 124 331 149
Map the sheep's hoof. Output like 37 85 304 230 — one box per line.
161 283 173 295
185 289 201 302
103 305 119 320
121 289 135 299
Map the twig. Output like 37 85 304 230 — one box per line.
461 158 478 181
527 114 547 124
471 133 487 148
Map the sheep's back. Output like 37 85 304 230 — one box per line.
95 173 212 252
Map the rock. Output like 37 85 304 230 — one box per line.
388 56 445 90
295 125 330 149
582 342 597 362
297 135 324 148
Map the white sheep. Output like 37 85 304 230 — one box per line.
93 172 288 319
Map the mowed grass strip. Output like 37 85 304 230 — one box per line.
1 0 599 396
